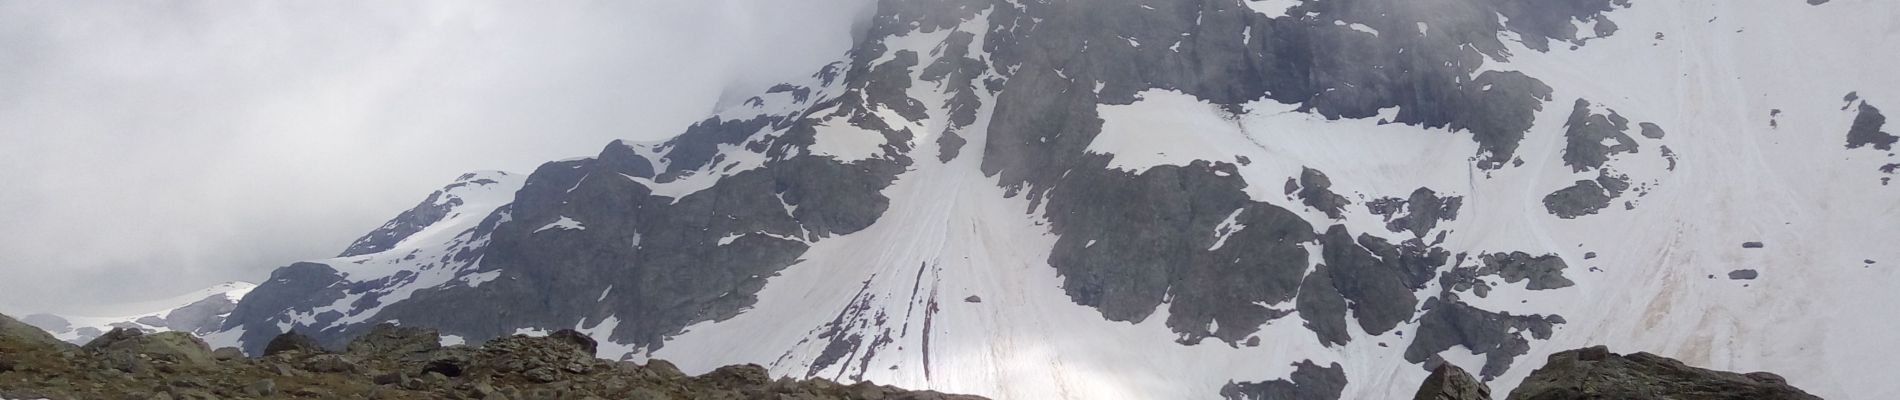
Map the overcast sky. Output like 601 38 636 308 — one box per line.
0 0 876 316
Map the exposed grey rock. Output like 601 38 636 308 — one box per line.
1507 346 1821 400
134 315 167 328
1728 269 1760 280
338 173 510 257
1743 241 1765 249
163 292 242 334
1412 363 1490 400
1544 180 1613 219
1639 122 1667 139
223 262 348 354
1478 252 1574 290
346 323 440 358
1847 102 1895 151
1321 225 1420 336
1300 168 1352 219
1561 99 1641 172
1220 361 1347 400
1297 263 1351 347
1371 188 1464 239
1405 297 1563 381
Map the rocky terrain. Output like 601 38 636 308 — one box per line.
1411 346 1822 400
4 312 1826 399
0 313 984 399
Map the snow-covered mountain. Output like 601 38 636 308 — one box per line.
211 0 1899 399
21 281 255 344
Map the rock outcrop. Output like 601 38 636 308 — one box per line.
0 313 986 399
1413 363 1490 400
1405 346 1823 400
1506 346 1821 400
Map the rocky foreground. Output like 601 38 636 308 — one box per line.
3 313 1825 399
1 313 982 399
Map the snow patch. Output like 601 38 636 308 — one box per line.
534 216 586 233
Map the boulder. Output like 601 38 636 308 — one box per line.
88 330 217 368
1413 363 1490 400
262 330 325 356
345 323 440 358
548 329 598 357
1507 345 1821 400
212 347 246 361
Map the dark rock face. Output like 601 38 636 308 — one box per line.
1221 361 1348 400
1561 99 1641 172
222 262 348 353
1847 102 1895 151
163 293 242 334
1413 363 1491 400
1478 252 1574 290
1405 297 1562 381
1369 188 1466 239
1544 180 1614 219
1321 225 1423 335
1507 346 1822 400
1728 269 1760 280
1299 168 1353 219
1297 263 1352 347
338 173 511 257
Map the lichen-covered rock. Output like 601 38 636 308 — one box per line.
1506 346 1821 400
346 323 441 358
88 329 218 368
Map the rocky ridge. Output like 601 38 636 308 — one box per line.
0 313 984 400
4 312 1825 399
1408 346 1822 400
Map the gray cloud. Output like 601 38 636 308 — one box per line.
0 0 876 315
